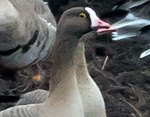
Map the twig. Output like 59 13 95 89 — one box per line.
131 113 136 117
122 99 142 117
102 56 109 70
36 63 45 75
128 83 146 105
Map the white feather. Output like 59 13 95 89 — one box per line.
140 49 150 58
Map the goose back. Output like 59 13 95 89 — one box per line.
0 0 56 70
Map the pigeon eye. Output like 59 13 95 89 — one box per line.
79 13 87 19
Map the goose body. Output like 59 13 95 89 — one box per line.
17 43 106 117
0 0 56 70
0 7 115 117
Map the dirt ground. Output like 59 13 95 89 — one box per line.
0 0 150 117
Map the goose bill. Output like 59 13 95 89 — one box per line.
96 27 116 34
85 7 116 34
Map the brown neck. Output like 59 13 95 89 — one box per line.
49 33 78 92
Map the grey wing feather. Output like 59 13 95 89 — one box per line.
16 89 49 106
0 104 42 117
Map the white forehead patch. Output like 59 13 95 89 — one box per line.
85 7 100 27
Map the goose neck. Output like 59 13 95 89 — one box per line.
49 34 79 92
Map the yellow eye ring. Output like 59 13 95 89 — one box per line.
79 13 87 19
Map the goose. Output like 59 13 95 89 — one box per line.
17 6 115 116
0 7 115 117
16 42 107 117
0 0 56 71
16 42 107 116
17 7 115 117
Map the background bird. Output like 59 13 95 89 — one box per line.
0 0 56 72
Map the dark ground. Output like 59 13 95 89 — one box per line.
0 0 150 117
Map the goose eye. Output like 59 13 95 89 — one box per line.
79 13 87 19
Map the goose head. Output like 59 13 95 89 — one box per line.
57 7 116 40
51 7 116 69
